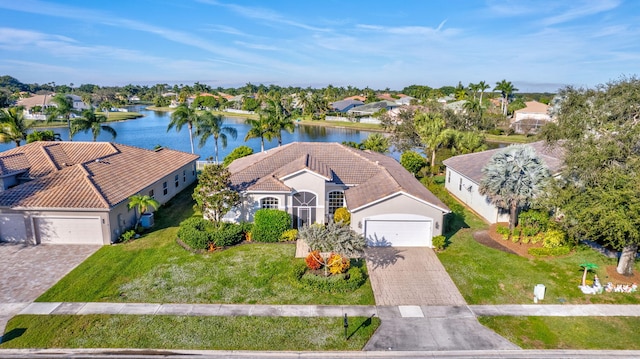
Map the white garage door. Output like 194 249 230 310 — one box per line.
0 214 28 243
365 214 432 247
34 217 103 245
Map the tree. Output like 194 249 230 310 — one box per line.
262 97 294 146
47 94 76 140
416 111 455 173
27 130 62 143
0 107 32 147
380 107 423 152
72 108 117 141
400 151 427 176
127 194 160 230
244 116 275 152
451 131 487 155
299 221 366 258
195 112 237 163
479 145 550 230
477 81 490 103
541 78 640 275
193 164 240 222
223 145 253 167
494 80 518 116
167 104 197 153
360 133 390 153
580 262 598 287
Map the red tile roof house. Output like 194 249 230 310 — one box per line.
442 141 564 224
0 142 199 245
226 142 450 247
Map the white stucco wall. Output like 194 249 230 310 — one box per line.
444 168 509 224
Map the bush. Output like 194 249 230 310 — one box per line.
528 246 571 257
511 227 521 243
119 230 137 243
488 128 504 135
519 209 550 236
432 235 446 250
299 222 365 258
543 229 566 248
400 151 427 176
496 225 510 240
305 250 323 270
281 229 298 242
333 207 351 225
177 217 214 250
327 253 350 274
252 209 291 242
298 266 365 292
210 222 245 247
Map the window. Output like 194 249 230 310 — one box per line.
447 171 450 183
183 170 186 182
260 197 279 209
175 174 179 187
328 191 345 216
459 178 463 191
163 181 168 195
149 189 154 199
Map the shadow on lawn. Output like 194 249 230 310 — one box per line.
147 183 197 231
0 328 26 344
347 315 375 340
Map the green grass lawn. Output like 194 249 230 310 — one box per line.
37 185 374 305
0 315 379 351
479 316 640 349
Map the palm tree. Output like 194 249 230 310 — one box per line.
451 131 487 155
494 80 518 116
579 262 598 287
195 112 238 163
47 94 77 140
244 115 275 152
468 83 479 100
167 104 198 153
416 112 455 173
479 145 550 230
361 133 390 153
477 81 490 103
128 194 160 230
72 108 117 141
26 130 62 143
262 98 295 146
0 107 32 147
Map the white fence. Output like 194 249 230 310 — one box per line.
325 116 381 124
224 109 255 115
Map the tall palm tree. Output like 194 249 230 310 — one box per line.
477 81 490 103
26 130 62 143
167 103 198 153
244 115 275 152
416 111 455 172
479 145 550 230
195 112 238 163
72 108 117 141
494 80 518 116
46 94 77 140
468 83 479 100
262 98 295 146
0 107 32 147
128 194 160 230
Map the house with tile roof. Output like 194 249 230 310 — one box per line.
0 142 199 245
330 99 364 113
511 101 552 134
442 141 564 224
226 142 450 247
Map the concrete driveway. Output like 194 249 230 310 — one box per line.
365 247 466 306
0 243 100 302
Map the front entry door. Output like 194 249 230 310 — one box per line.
298 207 311 228
292 191 316 229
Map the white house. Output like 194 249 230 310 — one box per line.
511 101 552 134
226 142 450 247
442 141 564 224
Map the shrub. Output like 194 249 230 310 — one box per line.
281 229 298 242
488 128 504 136
252 209 291 242
333 207 351 225
511 227 521 243
528 246 571 257
210 222 245 247
300 222 365 258
298 265 365 292
119 230 137 243
177 217 214 250
305 250 323 270
519 209 550 236
400 151 427 176
327 253 350 274
496 225 510 240
432 235 446 250
543 229 566 248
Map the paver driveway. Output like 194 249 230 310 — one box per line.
364 247 466 306
0 243 100 302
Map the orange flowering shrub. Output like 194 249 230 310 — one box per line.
305 250 323 270
327 253 350 274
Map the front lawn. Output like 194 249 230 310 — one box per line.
479 316 640 349
1 315 379 351
37 185 374 305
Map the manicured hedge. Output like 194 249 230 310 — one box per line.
177 217 245 249
252 209 291 242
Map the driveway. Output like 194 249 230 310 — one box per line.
364 247 466 306
0 243 100 303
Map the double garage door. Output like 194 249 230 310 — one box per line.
364 214 433 247
34 217 103 244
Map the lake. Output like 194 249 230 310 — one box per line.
0 106 380 160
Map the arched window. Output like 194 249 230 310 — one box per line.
328 191 345 216
260 197 279 209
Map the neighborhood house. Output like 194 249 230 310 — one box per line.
0 142 199 245
226 142 450 247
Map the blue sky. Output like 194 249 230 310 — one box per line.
0 0 638 92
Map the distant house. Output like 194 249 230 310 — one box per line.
347 100 399 116
17 93 90 120
344 95 367 102
395 95 415 105
330 99 364 113
511 101 552 134
226 142 449 247
443 100 468 114
0 142 199 245
442 141 564 224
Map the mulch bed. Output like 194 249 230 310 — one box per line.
473 223 545 259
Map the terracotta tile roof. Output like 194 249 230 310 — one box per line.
0 142 199 209
228 142 449 212
443 141 565 184
0 153 30 176
514 101 549 114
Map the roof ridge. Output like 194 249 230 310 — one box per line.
77 164 111 208
40 143 61 171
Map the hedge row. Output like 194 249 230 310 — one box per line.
177 217 247 250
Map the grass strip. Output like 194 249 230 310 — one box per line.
479 316 640 349
1 315 379 350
